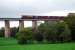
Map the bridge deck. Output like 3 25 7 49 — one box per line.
0 18 64 21
0 16 64 21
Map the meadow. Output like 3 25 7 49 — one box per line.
0 38 75 50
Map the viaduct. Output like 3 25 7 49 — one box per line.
0 15 65 38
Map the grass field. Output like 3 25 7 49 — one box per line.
0 38 75 50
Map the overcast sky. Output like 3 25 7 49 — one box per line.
0 0 75 28
0 0 75 18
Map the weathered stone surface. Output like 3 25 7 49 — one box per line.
5 20 10 38
19 20 24 31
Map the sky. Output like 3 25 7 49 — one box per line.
0 0 75 28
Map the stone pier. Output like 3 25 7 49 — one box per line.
5 20 10 38
32 20 37 32
19 20 24 31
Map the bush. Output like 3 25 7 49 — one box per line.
0 27 4 37
11 27 19 38
16 28 32 44
34 32 43 42
0 27 19 38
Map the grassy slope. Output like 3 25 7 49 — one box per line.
0 38 75 50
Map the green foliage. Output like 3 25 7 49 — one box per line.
11 27 19 37
38 22 58 42
38 21 71 43
0 27 4 37
34 32 43 42
56 21 71 42
0 27 19 37
16 28 32 44
64 13 75 41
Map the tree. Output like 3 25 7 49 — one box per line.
34 31 43 42
38 21 71 43
64 13 75 41
38 22 58 43
11 27 19 38
56 21 71 42
0 27 4 37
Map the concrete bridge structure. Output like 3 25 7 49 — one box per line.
0 15 65 38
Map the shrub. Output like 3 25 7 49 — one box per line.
0 27 4 37
16 28 32 44
11 27 19 38
34 32 43 42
